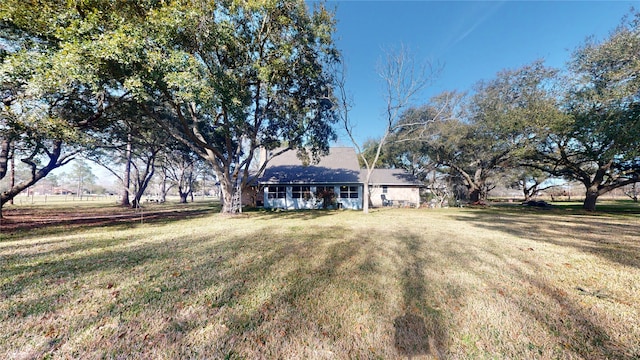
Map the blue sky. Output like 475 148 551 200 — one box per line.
326 1 637 145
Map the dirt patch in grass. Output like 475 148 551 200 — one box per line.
0 203 216 234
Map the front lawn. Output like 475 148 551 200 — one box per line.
1 204 639 359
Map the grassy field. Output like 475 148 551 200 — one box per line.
1 201 639 359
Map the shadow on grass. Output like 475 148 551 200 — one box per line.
1 232 169 313
445 208 639 358
4 209 637 358
492 200 640 217
195 228 453 358
503 263 636 359
435 228 639 359
551 200 640 215
2 221 375 356
393 233 448 359
2 218 456 357
247 207 342 221
3 201 483 357
454 209 640 269
124 224 382 358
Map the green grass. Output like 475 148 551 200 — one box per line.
1 203 639 359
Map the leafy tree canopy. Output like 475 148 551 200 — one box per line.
528 11 640 210
2 0 340 213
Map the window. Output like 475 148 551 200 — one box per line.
340 185 359 199
267 186 286 199
382 185 388 194
292 186 311 199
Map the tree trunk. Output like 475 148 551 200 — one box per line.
522 177 534 202
630 183 638 202
132 165 155 209
178 185 188 203
205 152 239 214
582 168 606 211
469 187 481 203
0 138 10 179
219 175 237 213
221 188 235 213
583 189 598 211
121 133 132 206
187 173 194 203
9 156 15 205
160 174 167 202
77 174 83 200
362 182 370 214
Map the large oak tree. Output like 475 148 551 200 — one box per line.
528 13 640 211
133 1 340 213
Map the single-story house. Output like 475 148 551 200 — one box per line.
258 147 422 210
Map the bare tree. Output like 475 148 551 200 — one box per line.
336 46 439 213
161 149 202 203
624 183 639 202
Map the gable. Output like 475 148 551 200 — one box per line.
260 147 361 184
259 147 422 187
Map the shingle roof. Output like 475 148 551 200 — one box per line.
363 168 423 186
259 147 361 184
259 147 422 187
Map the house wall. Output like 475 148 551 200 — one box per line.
369 185 420 208
263 185 363 210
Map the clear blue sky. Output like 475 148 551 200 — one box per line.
325 0 637 145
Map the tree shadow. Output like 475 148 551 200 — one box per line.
394 314 431 357
438 215 639 359
250 208 342 221
452 210 640 269
7 208 636 358
508 265 636 359
393 233 448 359
131 224 376 358
1 232 173 315
471 252 639 359
105 225 447 358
